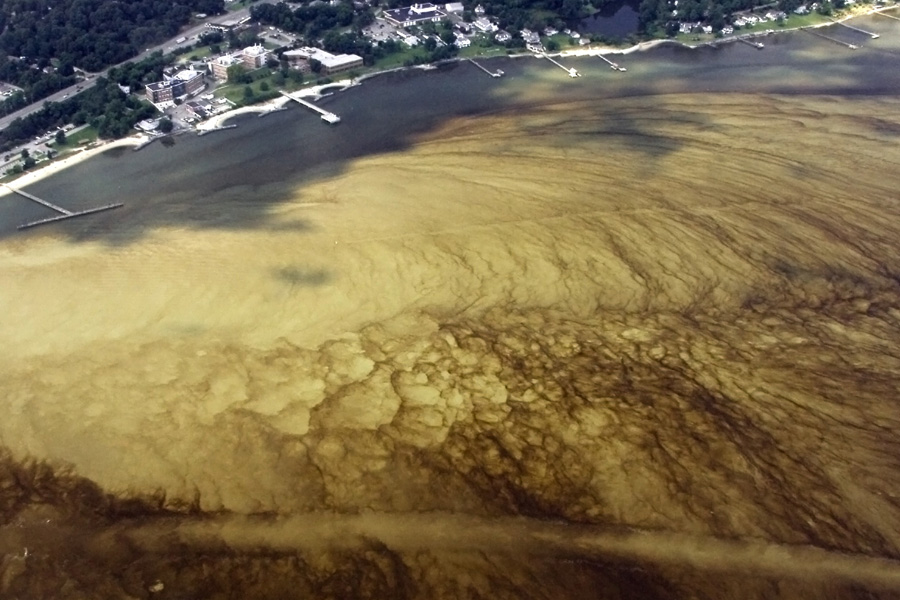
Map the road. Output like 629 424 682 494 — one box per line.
0 1 275 132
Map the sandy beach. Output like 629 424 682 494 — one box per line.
0 135 147 198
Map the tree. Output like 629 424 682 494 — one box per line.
259 80 270 91
710 5 725 31
227 64 250 84
158 117 173 133
55 129 66 145
243 85 254 100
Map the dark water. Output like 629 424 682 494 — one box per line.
4 22 900 243
580 0 641 38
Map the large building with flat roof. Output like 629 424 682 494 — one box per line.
210 54 239 80
283 47 363 75
242 44 268 69
145 69 205 105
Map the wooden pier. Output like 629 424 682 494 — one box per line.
280 91 341 123
739 37 765 49
18 203 124 230
833 19 879 38
466 58 503 77
598 54 627 71
873 9 900 21
542 54 580 78
4 183 123 230
802 27 859 49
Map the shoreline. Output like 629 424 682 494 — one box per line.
0 135 148 198
5 3 896 193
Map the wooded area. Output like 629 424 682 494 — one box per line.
0 0 223 117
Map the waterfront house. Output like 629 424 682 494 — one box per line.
473 16 498 32
520 29 541 44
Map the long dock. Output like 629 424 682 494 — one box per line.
739 37 765 48
18 203 124 230
802 27 859 49
5 183 71 214
541 54 580 77
873 9 900 21
466 58 503 77
3 183 123 230
280 91 341 123
598 54 626 71
833 19 879 38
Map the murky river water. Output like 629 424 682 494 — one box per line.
2 17 900 599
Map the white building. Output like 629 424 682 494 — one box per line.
242 44 268 69
210 54 240 80
383 3 447 27
282 47 363 74
474 16 498 32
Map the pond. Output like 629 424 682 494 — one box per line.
579 0 641 38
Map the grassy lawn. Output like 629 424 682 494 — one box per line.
457 43 509 58
371 47 433 70
181 46 215 61
59 126 98 148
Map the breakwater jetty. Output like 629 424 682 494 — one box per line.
197 124 238 136
738 37 765 49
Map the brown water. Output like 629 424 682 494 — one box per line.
3 23 900 599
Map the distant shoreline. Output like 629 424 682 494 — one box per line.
3 2 895 197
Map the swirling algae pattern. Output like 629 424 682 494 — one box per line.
2 92 900 598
